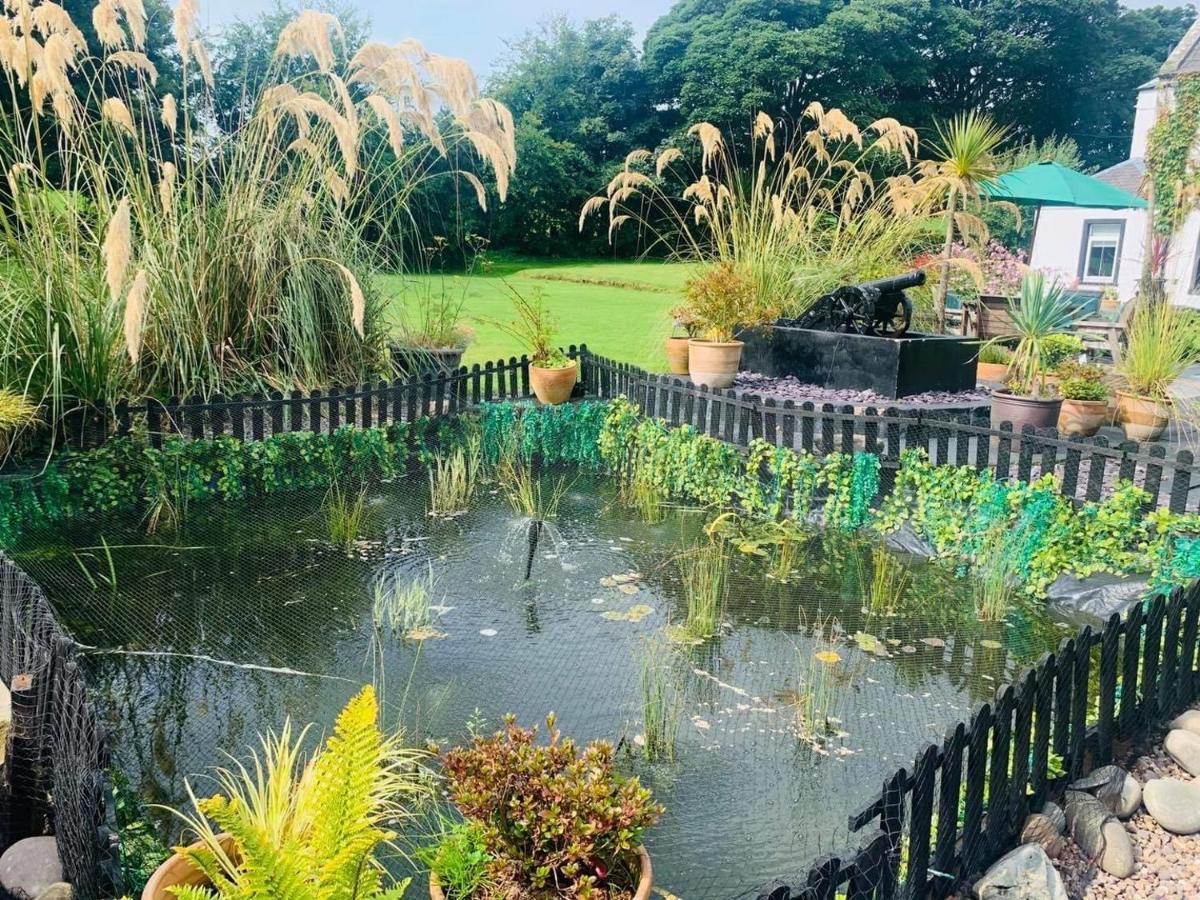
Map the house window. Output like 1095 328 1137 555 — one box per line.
1079 221 1123 284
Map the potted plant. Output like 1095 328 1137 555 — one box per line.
682 262 761 389
975 343 1012 383
1056 361 1110 437
391 237 489 377
987 273 1085 430
143 686 427 900
1040 333 1085 387
665 304 698 376
429 714 661 900
1114 300 1199 441
495 284 576 405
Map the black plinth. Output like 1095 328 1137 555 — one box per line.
736 325 978 399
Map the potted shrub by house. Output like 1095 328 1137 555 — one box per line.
1114 300 1200 441
1056 361 1110 437
495 285 577 405
975 343 1012 383
428 714 661 900
682 262 761 389
664 305 698 376
1040 333 1085 388
143 686 427 900
987 273 1085 430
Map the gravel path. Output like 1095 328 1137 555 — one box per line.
732 373 992 408
1058 738 1199 899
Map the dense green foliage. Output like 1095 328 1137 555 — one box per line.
1147 73 1200 237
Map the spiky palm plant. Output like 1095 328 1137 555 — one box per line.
989 273 1084 399
914 111 1013 329
166 685 427 899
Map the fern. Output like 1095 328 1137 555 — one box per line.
164 686 427 900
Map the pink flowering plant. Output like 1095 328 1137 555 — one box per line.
946 241 1027 297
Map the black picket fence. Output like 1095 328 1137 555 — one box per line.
577 353 1200 514
0 554 114 899
750 579 1200 900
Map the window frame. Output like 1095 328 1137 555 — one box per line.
1076 219 1125 286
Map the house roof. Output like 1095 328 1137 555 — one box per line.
1095 158 1147 199
1160 16 1200 77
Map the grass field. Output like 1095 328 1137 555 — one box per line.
377 255 696 371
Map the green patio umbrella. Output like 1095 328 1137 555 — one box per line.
982 160 1146 208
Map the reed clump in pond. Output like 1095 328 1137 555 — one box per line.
324 479 368 553
675 535 728 640
638 630 684 762
428 434 482 517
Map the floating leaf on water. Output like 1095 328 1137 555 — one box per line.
612 572 638 584
814 650 842 664
920 638 945 648
852 632 879 652
691 716 711 730
979 639 1003 650
886 638 901 646
479 628 498 637
600 577 617 588
633 734 646 747
405 627 446 641
618 583 640 595
901 645 916 654
601 604 654 623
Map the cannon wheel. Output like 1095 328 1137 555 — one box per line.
875 295 912 336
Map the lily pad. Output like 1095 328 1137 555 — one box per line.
852 632 879 653
979 639 1003 650
599 577 617 588
919 637 945 648
601 604 654 623
405 627 447 641
618 583 640 595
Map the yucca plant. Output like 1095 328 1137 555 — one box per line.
987 273 1084 399
581 105 931 318
165 684 428 899
913 110 1014 328
0 0 515 425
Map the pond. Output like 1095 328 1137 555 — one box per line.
14 470 1077 898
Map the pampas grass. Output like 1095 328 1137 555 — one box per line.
0 0 516 430
580 104 936 318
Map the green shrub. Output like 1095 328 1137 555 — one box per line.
1041 333 1086 371
442 715 661 898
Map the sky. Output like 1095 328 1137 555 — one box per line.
196 0 678 77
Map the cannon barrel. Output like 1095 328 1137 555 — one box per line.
857 270 926 294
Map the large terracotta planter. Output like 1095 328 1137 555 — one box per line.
976 362 1010 384
687 339 742 389
665 337 690 375
430 846 653 900
530 361 577 405
1058 398 1109 437
143 834 240 900
1116 390 1171 442
990 391 1062 431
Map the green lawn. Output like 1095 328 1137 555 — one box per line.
377 256 696 371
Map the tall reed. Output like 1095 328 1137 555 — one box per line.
866 545 911 617
676 537 728 640
373 567 435 638
428 435 481 517
0 1 516 426
639 631 684 762
498 454 569 520
324 479 368 553
974 525 1019 622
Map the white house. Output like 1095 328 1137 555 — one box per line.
1028 17 1200 308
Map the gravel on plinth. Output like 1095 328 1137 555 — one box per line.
731 372 992 408
1057 743 1200 899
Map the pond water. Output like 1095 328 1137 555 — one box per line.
14 471 1076 898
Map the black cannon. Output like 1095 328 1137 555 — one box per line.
783 270 926 337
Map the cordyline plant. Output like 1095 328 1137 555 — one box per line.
0 0 515 429
442 714 662 899
580 104 940 320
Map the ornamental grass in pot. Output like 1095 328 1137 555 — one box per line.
426 714 661 900
987 273 1085 431
1056 362 1110 437
681 262 763 389
495 285 576 405
1114 300 1200 442
391 280 473 377
975 343 1012 384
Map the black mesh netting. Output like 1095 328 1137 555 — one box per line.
12 467 1076 899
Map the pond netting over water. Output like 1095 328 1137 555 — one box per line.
13 470 1079 899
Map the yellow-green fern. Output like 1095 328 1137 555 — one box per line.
166 685 426 899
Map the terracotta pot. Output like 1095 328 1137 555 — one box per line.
1116 390 1171 442
143 834 240 900
430 846 653 900
530 361 577 405
1058 398 1109 437
687 339 743 389
990 391 1063 431
665 337 690 375
976 362 1010 384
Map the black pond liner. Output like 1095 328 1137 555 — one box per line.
12 471 1089 899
